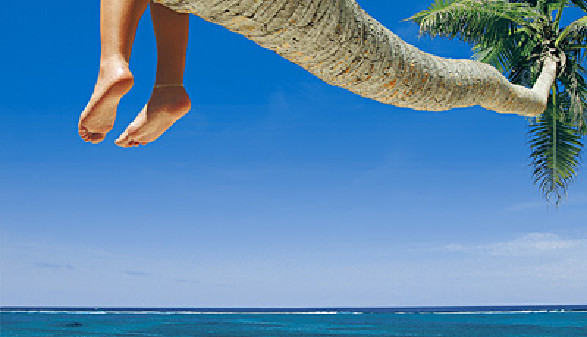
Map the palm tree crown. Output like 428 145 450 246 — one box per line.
411 0 587 205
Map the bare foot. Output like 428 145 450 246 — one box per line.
115 85 191 147
78 59 134 143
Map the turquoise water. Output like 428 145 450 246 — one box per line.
2 307 586 336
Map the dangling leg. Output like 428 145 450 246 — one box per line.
116 3 190 148
79 0 149 143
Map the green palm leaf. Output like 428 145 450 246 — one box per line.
473 31 541 86
557 61 587 124
409 0 541 44
556 15 587 46
529 91 584 206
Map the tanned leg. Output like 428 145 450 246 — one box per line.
116 3 191 148
78 0 149 143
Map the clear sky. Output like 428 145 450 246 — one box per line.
0 0 586 308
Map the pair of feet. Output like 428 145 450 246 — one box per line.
78 59 191 147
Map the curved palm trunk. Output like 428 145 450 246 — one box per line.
153 0 557 117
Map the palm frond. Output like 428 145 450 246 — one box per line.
529 90 584 206
556 14 587 46
557 60 587 124
409 0 541 45
473 31 541 86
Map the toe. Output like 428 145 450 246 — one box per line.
115 132 130 147
89 132 106 144
79 126 107 144
116 135 139 148
79 126 91 142
116 123 140 148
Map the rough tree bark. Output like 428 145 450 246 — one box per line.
152 0 558 117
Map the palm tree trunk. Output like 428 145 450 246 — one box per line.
152 0 557 117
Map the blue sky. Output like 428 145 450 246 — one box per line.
0 0 586 307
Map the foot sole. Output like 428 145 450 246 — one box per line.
79 75 134 144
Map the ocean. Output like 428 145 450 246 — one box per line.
1 306 586 336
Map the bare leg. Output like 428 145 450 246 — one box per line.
116 3 191 148
78 0 149 143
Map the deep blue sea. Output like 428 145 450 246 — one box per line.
1 306 586 337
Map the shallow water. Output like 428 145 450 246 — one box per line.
2 307 586 337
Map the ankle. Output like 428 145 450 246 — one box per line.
154 73 184 87
98 56 132 80
150 85 191 111
154 83 184 89
99 54 128 67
